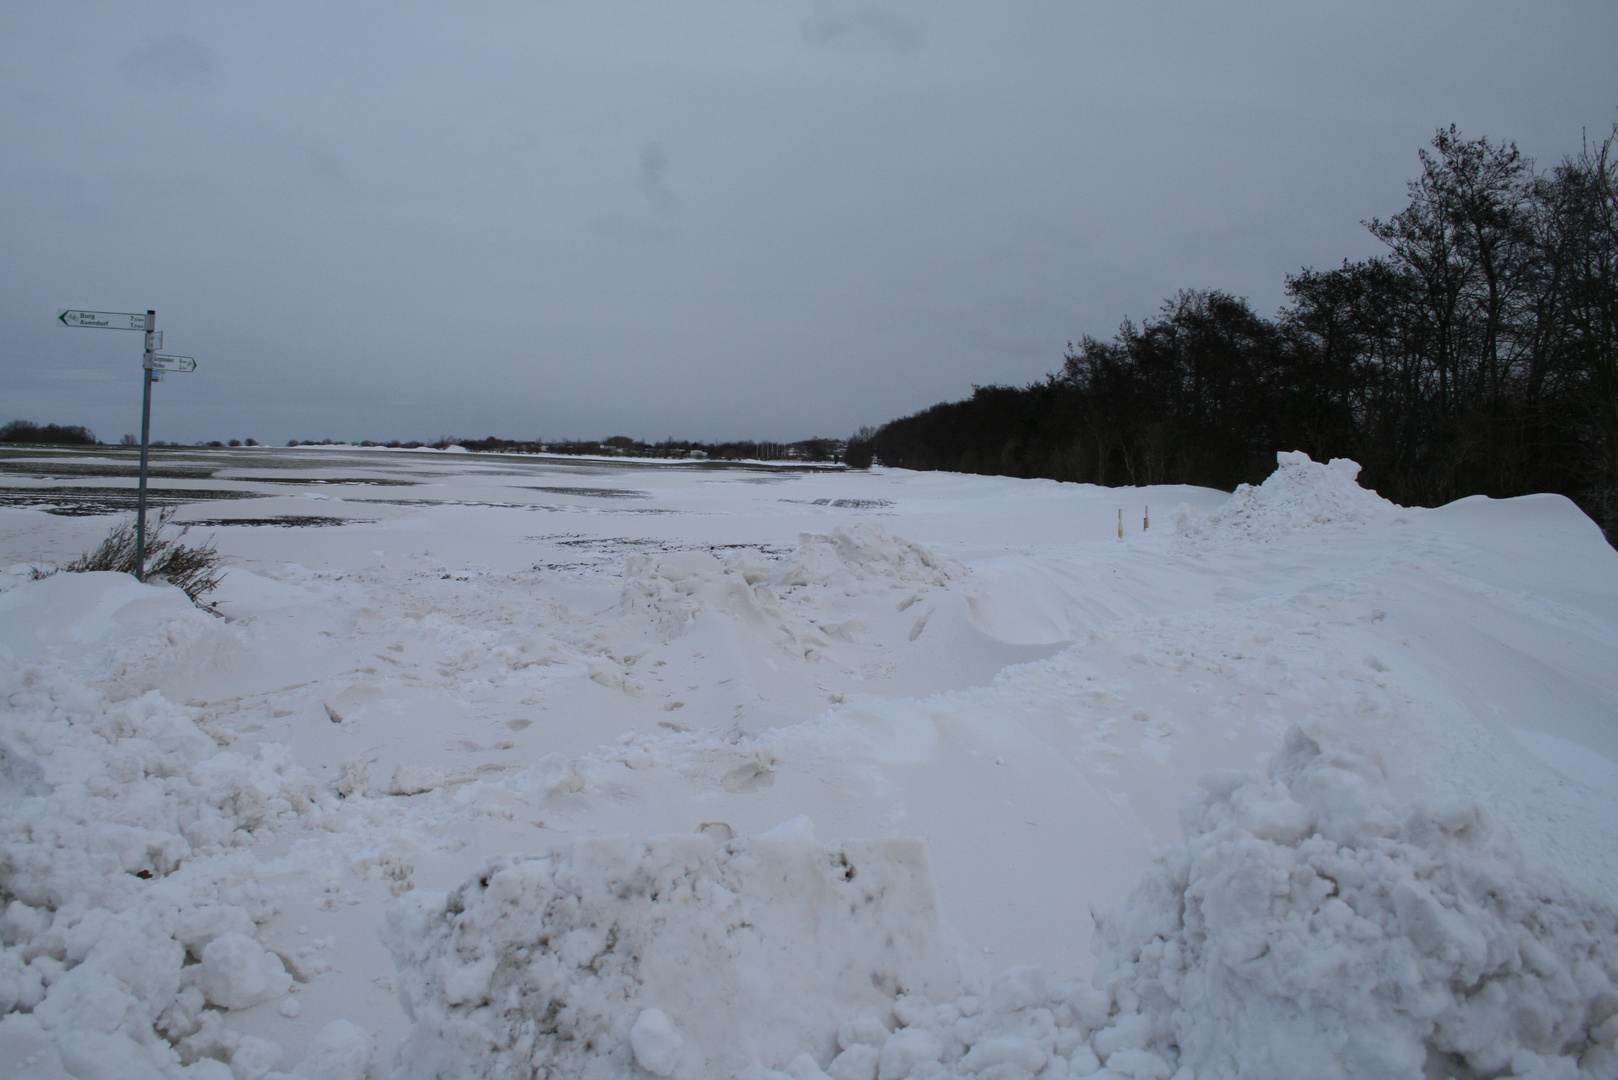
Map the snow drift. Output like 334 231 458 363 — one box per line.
0 577 357 1080
382 832 957 1080
1090 725 1618 1080
617 523 963 647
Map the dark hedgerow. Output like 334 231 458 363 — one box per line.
1 420 98 445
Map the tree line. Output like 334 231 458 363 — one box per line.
855 124 1618 546
0 422 848 464
1 421 97 445
448 435 845 463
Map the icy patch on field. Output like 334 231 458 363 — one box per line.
1177 451 1398 543
382 832 957 1080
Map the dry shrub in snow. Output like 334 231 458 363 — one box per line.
49 508 224 604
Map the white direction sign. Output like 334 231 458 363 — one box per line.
149 354 196 373
59 310 147 330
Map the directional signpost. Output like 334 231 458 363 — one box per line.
59 310 149 330
56 308 200 582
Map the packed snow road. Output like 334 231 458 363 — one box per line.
1 447 1615 1079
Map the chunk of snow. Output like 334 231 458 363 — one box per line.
292 1019 374 1080
200 932 292 1011
1086 724 1618 1079
630 1008 685 1076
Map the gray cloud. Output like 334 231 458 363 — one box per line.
590 213 679 247
124 33 215 89
304 150 350 196
801 3 924 53
636 144 678 218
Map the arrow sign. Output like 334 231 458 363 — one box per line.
148 354 196 373
59 310 148 330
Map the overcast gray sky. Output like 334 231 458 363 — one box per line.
4 3 1615 445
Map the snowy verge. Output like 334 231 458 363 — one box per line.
1176 451 1399 543
382 831 958 1080
0 571 240 700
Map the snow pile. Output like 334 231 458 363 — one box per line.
0 576 355 1079
382 831 958 1080
618 548 789 641
1086 724 1618 1079
1177 451 1398 543
737 725 1618 1080
547 725 1618 1080
0 570 240 700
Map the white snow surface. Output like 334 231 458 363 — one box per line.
1 449 1616 1079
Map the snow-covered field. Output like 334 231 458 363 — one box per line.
2 448 1615 1080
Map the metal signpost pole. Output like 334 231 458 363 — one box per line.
136 310 156 582
58 308 196 585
